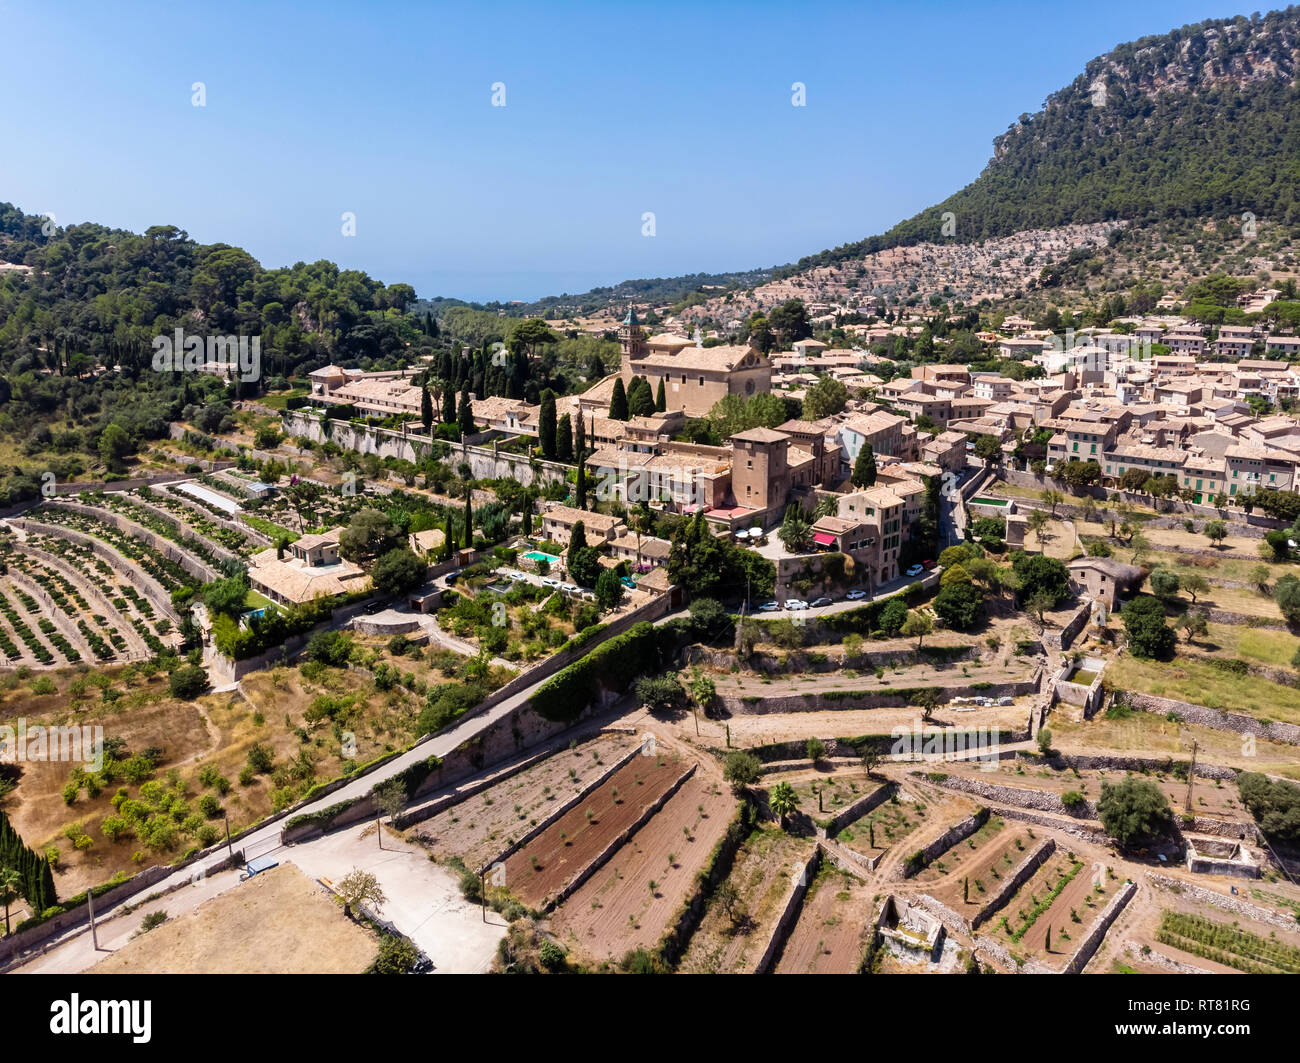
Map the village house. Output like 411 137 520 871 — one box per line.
247 528 369 607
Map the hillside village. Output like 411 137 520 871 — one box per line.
4 7 1300 992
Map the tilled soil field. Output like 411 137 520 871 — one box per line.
501 752 687 907
774 864 875 974
677 825 817 974
411 733 636 869
551 774 736 962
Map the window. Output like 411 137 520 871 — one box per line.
698 377 704 387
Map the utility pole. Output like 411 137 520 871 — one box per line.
87 888 98 951
224 811 232 858
1185 739 1198 815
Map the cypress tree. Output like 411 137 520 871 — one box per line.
458 387 475 437
609 378 629 421
443 385 456 425
464 484 473 545
655 378 666 412
556 413 573 462
852 444 877 487
420 386 433 432
567 521 588 571
539 390 557 459
629 376 655 417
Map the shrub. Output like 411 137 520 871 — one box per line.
168 664 210 700
1097 777 1174 848
723 750 762 792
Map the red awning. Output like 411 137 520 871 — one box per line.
813 532 836 547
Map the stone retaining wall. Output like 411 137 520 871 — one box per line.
972 836 1056 930
922 772 1097 819
719 677 1038 715
1021 750 1237 781
914 892 971 936
42 500 224 580
1145 872 1298 931
754 845 823 974
14 521 183 626
825 782 897 834
1117 690 1300 746
895 807 989 881
1064 879 1137 974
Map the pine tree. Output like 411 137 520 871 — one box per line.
609 378 629 421
539 390 557 459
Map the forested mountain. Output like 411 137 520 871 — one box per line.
780 8 1300 277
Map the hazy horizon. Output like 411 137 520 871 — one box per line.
0 0 1240 303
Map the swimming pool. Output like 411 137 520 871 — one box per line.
523 550 560 564
969 497 1010 507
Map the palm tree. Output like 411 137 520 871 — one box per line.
0 866 21 936
768 781 798 828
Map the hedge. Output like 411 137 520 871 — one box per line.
531 621 674 723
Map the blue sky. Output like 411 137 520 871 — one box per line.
0 0 1240 302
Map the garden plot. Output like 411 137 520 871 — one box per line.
1123 887 1300 974
499 753 688 909
694 704 1027 752
774 862 876 974
12 545 149 660
985 845 1097 968
19 510 202 600
913 818 1038 915
787 771 883 820
677 824 817 974
833 792 926 862
411 733 638 870
550 774 736 962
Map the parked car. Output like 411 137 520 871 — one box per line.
845 589 867 601
506 570 527 582
905 564 924 577
541 577 560 588
758 601 780 612
786 599 809 610
444 569 463 584
560 583 578 594
363 600 386 615
619 576 636 589
921 559 936 570
810 596 833 608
